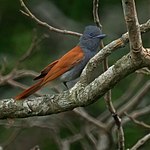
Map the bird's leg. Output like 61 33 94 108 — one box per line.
63 82 69 89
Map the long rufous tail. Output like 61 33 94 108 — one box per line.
15 80 43 100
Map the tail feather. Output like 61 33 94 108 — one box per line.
15 80 43 100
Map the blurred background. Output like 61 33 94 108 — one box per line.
0 0 150 149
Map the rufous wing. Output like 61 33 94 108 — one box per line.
42 46 84 85
34 60 59 80
15 46 84 100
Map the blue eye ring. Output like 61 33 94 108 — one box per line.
88 33 94 37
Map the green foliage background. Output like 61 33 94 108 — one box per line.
0 0 149 149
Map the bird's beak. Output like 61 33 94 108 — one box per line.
95 34 106 39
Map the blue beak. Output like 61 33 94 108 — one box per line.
95 34 106 39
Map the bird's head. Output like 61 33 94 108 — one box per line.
79 25 106 51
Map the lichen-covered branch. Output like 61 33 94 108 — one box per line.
0 18 149 119
122 0 143 53
0 51 146 119
79 20 150 85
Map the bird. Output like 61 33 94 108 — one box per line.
15 25 106 100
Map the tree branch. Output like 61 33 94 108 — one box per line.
125 112 150 129
93 0 102 28
130 133 150 150
0 19 149 119
0 50 146 119
74 108 108 132
79 20 150 85
122 0 143 54
19 0 81 37
107 80 150 127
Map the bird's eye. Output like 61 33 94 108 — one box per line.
88 33 94 38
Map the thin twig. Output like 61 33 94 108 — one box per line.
117 126 125 150
18 32 48 63
99 74 144 122
113 114 125 150
115 74 144 108
125 112 150 129
19 0 81 37
0 69 38 86
107 81 150 127
93 0 102 28
129 133 150 150
129 105 150 118
117 81 150 117
74 107 108 132
2 128 22 149
136 67 150 75
7 79 41 96
85 127 97 150
122 105 150 125
62 133 83 150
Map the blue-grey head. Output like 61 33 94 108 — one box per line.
79 25 106 52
